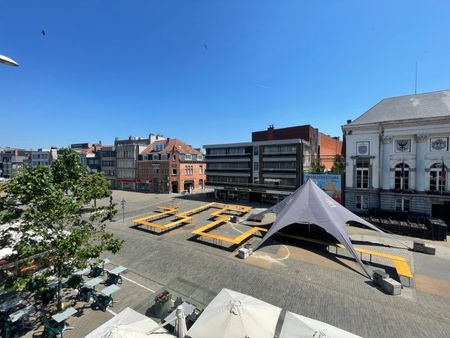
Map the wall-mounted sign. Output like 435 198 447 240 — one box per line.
430 137 448 152
395 139 411 153
304 174 342 204
356 141 370 156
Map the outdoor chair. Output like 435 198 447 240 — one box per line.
88 264 103 278
1 319 20 338
105 272 122 286
28 278 46 292
77 287 96 303
91 294 112 312
40 288 56 306
41 316 64 338
66 274 83 289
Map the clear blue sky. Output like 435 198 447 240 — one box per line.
1 1 449 149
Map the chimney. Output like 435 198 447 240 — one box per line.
267 124 275 140
346 119 352 124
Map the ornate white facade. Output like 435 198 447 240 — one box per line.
342 90 450 225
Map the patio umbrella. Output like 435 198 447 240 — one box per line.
187 288 281 338
85 307 170 338
279 311 362 338
174 305 187 338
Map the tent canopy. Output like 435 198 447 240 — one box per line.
255 179 386 278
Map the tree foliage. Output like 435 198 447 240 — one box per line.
77 172 111 207
0 148 123 310
330 155 346 174
309 160 325 174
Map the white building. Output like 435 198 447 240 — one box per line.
31 148 58 167
342 90 450 226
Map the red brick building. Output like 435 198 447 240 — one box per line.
319 132 343 171
137 139 206 193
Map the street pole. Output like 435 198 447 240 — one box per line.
121 198 126 222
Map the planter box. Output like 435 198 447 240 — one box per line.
155 299 174 319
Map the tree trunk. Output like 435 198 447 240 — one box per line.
94 198 97 208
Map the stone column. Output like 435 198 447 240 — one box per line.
415 134 428 192
381 136 393 190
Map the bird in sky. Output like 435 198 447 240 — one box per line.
41 30 46 36
203 43 208 50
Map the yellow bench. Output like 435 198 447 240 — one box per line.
279 233 413 283
393 260 413 278
133 206 178 224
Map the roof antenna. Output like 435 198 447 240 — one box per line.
414 61 418 95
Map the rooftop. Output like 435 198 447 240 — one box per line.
348 89 450 126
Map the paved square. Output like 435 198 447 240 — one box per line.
21 190 450 337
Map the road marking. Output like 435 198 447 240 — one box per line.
121 275 156 293
106 308 117 316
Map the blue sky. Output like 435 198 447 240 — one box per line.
1 1 449 149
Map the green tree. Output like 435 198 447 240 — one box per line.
0 148 123 311
330 155 346 174
78 172 111 208
309 160 325 174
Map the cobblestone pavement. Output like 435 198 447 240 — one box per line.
23 191 450 338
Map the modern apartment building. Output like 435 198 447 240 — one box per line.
204 138 311 203
0 148 30 178
342 89 450 226
204 124 342 203
100 145 116 188
115 133 165 190
137 138 206 193
31 148 58 167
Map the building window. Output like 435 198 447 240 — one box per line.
395 198 410 212
172 164 177 175
355 158 369 189
152 164 160 175
185 154 192 161
253 147 259 155
199 165 203 175
253 162 259 171
197 154 203 161
355 195 368 210
173 154 176 160
394 163 409 190
430 163 447 192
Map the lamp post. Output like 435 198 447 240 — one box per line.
0 54 19 67
120 198 126 222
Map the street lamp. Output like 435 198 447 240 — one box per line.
0 54 19 67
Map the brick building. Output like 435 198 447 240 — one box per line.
319 133 343 171
138 138 206 193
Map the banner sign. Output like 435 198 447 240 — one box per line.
304 174 342 204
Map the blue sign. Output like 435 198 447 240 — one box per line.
304 174 342 204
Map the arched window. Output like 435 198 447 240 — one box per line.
394 162 409 190
430 163 447 192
